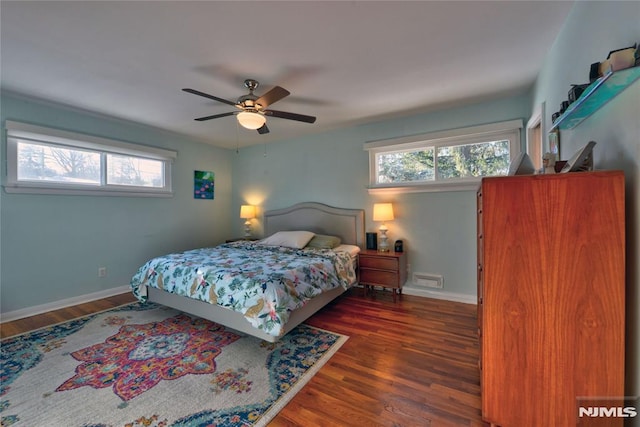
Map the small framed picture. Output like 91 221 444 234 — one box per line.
194 170 215 199
548 128 560 157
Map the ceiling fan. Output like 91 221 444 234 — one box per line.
182 79 316 134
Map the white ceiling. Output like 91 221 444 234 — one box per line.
1 1 573 149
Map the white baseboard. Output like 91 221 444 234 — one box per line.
402 285 477 305
1 286 131 323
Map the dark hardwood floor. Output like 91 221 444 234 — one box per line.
0 288 483 426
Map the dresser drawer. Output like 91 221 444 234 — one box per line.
359 256 398 271
360 269 399 287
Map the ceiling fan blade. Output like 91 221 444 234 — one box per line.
257 124 270 134
194 112 236 121
182 88 237 107
264 109 316 124
255 86 290 108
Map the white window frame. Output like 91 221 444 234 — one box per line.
526 102 545 172
4 121 177 197
364 120 522 193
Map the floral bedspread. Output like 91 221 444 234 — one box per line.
130 241 356 337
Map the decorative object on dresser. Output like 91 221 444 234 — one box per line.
559 140 596 173
240 204 256 237
477 171 625 426
507 152 535 176
359 249 407 302
548 127 560 157
372 203 394 252
542 152 556 174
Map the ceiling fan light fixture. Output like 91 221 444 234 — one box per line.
237 111 266 130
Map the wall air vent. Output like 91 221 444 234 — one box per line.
413 272 443 289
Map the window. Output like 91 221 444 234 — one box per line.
5 121 177 196
365 120 522 193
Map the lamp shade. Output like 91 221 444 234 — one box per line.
237 111 266 130
373 203 394 222
240 205 256 219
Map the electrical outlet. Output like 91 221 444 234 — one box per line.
98 267 107 278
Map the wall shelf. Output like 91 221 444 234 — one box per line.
550 66 640 131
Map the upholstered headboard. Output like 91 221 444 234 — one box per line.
263 202 365 248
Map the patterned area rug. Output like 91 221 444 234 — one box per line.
0 302 347 426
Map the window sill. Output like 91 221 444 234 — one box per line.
367 179 482 194
3 183 173 197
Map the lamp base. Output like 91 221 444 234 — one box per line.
244 220 252 238
378 229 390 252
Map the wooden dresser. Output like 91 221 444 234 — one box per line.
477 171 625 426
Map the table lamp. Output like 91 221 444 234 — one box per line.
240 205 256 238
373 203 394 252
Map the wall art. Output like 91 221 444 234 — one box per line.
194 170 214 199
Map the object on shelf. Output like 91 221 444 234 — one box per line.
550 66 640 131
568 84 589 103
600 45 637 74
590 44 637 81
589 62 601 83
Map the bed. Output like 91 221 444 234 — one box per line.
130 202 364 342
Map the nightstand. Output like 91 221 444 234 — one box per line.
358 250 407 302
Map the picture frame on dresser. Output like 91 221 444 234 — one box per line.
548 127 560 157
560 140 596 173
507 152 535 176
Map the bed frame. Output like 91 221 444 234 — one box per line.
147 202 365 342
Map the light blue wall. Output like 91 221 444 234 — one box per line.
531 1 639 420
232 94 531 298
4 1 637 408
0 92 233 313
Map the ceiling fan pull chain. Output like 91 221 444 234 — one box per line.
235 120 240 154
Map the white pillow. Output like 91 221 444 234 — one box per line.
260 231 315 249
333 244 361 258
